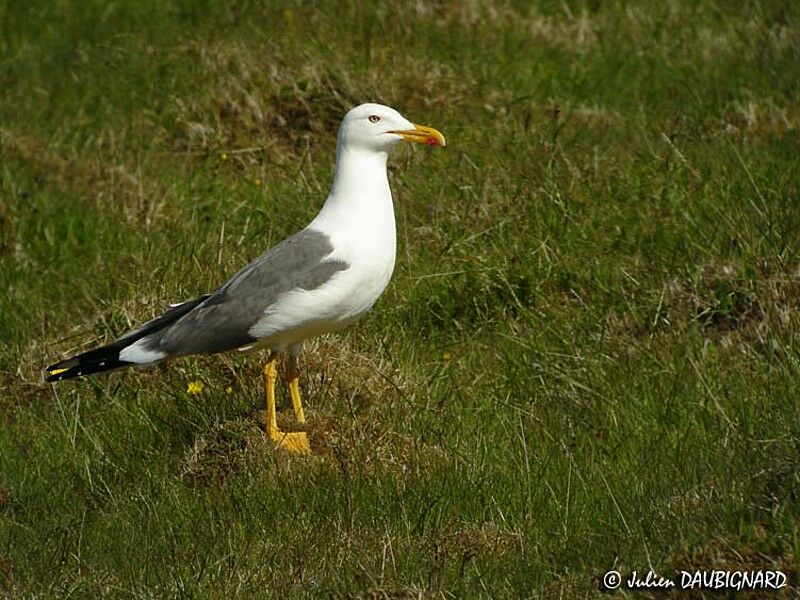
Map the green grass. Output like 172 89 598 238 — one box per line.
1 1 799 597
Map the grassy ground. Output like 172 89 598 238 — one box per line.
1 1 799 597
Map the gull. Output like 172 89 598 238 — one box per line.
46 103 446 454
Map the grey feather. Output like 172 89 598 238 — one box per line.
144 228 348 355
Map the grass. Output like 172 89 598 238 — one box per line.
1 0 799 597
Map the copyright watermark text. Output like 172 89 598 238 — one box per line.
601 569 788 592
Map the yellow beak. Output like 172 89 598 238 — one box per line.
390 123 446 147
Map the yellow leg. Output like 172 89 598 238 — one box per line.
287 355 306 424
263 357 279 438
263 355 310 455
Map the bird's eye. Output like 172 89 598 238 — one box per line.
368 115 380 123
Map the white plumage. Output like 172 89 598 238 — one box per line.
47 102 445 453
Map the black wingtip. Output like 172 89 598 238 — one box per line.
45 293 210 383
45 347 130 382
46 358 78 382
46 370 68 383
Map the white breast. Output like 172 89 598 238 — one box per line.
248 143 398 353
248 195 397 352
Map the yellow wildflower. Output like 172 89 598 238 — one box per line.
186 380 204 395
221 152 228 161
225 386 233 394
442 351 452 362
254 178 262 187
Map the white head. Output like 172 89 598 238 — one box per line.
337 103 446 154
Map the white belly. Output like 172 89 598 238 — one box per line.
247 228 396 353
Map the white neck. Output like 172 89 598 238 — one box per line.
305 140 399 319
312 144 395 231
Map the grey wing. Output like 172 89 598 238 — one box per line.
143 228 349 356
